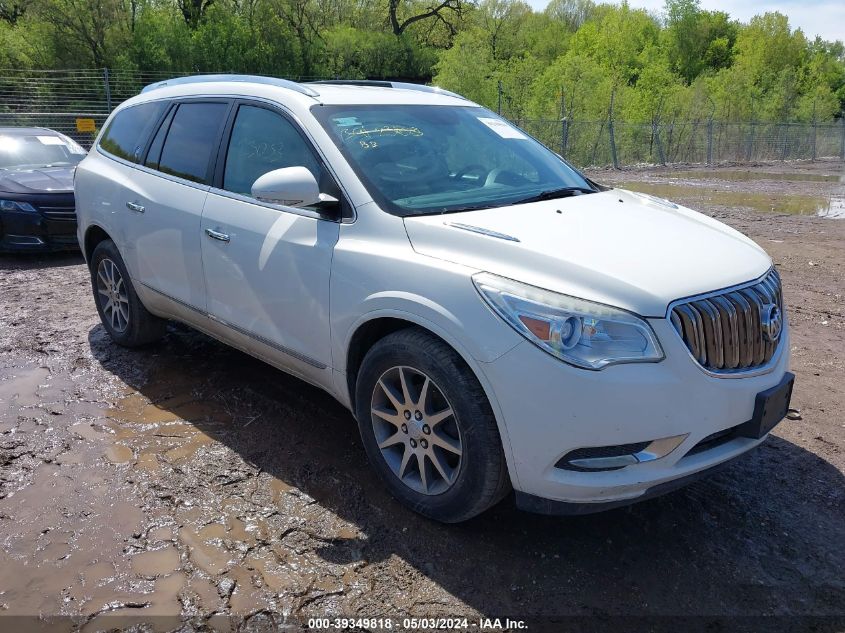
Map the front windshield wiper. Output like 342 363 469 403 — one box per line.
408 203 499 216
512 186 596 205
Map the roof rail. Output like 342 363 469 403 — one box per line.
309 80 467 101
141 74 319 97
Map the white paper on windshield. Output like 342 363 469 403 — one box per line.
477 117 528 140
333 117 361 127
37 136 65 145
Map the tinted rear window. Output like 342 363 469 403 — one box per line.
157 103 228 184
99 101 168 163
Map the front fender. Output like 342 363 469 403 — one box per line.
336 303 523 491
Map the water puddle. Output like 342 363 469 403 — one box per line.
617 181 844 217
649 169 842 183
131 545 181 576
0 333 360 620
0 366 50 407
105 444 134 464
179 526 233 575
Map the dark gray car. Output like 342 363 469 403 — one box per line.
0 127 86 252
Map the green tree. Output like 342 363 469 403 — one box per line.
663 0 737 83
36 0 130 67
433 27 497 105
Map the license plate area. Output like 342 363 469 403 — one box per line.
737 372 795 440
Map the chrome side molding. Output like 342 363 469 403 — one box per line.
445 222 520 242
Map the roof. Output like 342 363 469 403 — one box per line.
0 127 60 136
136 75 473 108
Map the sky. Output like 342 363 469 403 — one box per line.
524 0 845 43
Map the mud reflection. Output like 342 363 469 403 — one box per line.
617 181 844 217
649 169 842 183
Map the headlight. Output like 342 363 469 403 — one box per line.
473 272 663 370
0 200 37 213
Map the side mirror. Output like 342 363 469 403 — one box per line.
251 166 320 208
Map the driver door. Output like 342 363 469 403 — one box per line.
200 102 341 381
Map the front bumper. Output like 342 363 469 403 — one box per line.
480 316 791 511
0 193 78 253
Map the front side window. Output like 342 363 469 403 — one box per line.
156 102 228 184
99 101 168 163
0 132 86 169
312 104 594 216
222 105 330 198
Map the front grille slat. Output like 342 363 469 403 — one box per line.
727 291 753 367
37 205 76 221
671 269 784 375
676 303 706 364
696 299 723 368
711 295 739 368
739 287 765 365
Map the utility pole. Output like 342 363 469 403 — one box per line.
559 89 567 157
497 81 502 115
608 90 619 169
706 117 713 165
840 114 845 159
811 99 817 161
103 68 112 112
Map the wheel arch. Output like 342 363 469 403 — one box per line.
342 311 520 489
83 224 112 265
345 316 417 412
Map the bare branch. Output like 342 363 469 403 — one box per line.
388 0 465 36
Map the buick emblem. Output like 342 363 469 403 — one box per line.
761 304 783 342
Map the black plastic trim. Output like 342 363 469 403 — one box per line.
514 459 736 516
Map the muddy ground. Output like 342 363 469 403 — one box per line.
0 160 843 632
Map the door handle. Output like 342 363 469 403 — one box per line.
126 202 145 213
205 228 231 243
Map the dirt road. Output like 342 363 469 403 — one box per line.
1 161 843 631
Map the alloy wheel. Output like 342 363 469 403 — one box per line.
96 258 130 333
370 366 463 495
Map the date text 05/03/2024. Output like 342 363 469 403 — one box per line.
307 617 528 630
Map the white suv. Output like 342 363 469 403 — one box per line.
75 75 793 522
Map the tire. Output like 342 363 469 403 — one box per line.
355 327 511 522
89 239 166 347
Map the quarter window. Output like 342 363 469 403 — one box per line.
99 101 168 163
156 102 228 184
222 105 329 198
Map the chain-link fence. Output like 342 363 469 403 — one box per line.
3 69 845 167
0 69 182 146
520 118 845 167
0 68 324 148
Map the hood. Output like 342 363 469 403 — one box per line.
0 166 76 194
403 189 772 317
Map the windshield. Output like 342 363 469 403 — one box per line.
0 133 86 170
312 104 595 216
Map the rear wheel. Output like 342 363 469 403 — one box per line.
355 328 510 522
90 239 166 347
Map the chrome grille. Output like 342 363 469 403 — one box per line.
670 268 784 374
38 205 76 221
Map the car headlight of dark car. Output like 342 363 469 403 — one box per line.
0 200 38 213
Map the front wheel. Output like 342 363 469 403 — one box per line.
355 328 510 522
89 239 167 347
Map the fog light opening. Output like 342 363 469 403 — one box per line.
556 434 689 472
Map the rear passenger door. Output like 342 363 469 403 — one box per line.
200 101 341 375
124 99 231 312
